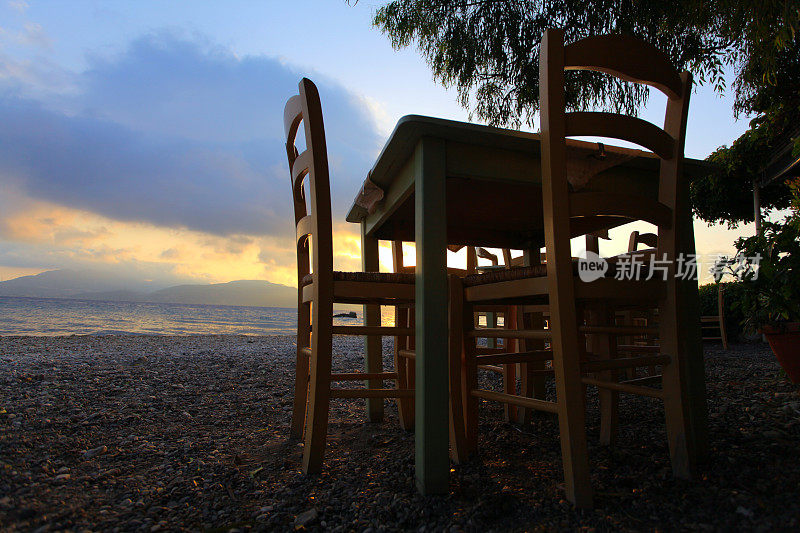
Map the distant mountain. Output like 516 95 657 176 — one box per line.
147 280 295 308
0 269 165 299
0 270 297 308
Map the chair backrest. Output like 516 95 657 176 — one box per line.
391 241 472 277
284 78 333 291
539 28 692 282
628 231 658 252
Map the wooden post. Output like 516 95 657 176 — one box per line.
361 221 384 423
414 137 450 494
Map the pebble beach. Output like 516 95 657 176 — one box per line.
1 335 799 531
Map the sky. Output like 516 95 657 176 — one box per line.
0 0 759 288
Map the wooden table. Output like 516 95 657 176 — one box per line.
346 115 710 494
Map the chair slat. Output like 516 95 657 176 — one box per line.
291 149 312 198
570 192 672 228
581 376 665 399
467 328 552 340
283 94 303 138
330 388 414 399
629 231 658 251
564 34 683 98
565 112 674 159
580 325 659 335
330 325 415 336
330 372 399 381
474 350 553 365
581 354 670 372
621 374 663 386
296 214 313 243
470 389 559 413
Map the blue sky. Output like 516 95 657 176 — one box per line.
0 1 757 286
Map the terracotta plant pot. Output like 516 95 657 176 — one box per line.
761 322 800 384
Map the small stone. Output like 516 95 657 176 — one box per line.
18 508 37 519
294 508 318 529
84 445 108 459
54 473 70 481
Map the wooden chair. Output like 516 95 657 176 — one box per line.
389 242 470 430
284 78 417 474
391 244 521 427
701 284 728 349
449 28 696 507
625 230 727 349
617 231 661 366
472 248 522 422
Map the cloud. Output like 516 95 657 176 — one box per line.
6 0 27 14
0 32 384 239
17 22 50 48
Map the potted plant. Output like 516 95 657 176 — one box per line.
725 180 800 382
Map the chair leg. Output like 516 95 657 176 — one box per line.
302 303 333 475
503 361 517 422
659 315 695 479
550 308 593 508
463 299 479 457
518 310 547 424
591 305 619 446
621 311 636 380
502 307 518 423
291 300 311 440
406 310 417 427
394 306 414 431
364 308 384 423
486 311 496 348
448 276 469 463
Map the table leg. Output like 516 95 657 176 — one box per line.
361 221 383 423
414 137 449 494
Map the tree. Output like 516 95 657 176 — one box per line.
373 0 800 225
373 0 798 127
691 36 800 227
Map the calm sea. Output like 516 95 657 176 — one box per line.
0 296 381 336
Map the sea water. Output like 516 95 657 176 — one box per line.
0 296 389 336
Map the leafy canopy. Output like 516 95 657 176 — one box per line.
373 0 800 226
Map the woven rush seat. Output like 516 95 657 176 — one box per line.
462 264 549 286
301 271 416 286
462 257 655 287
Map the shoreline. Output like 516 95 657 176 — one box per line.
1 336 798 531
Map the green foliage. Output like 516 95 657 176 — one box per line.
372 0 800 225
727 4 800 119
728 208 800 330
691 34 800 227
691 124 794 227
373 0 798 129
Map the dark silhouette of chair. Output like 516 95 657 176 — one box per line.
284 78 416 473
449 28 696 507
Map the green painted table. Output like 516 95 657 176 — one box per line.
346 115 710 495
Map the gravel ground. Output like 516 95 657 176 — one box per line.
1 335 798 531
